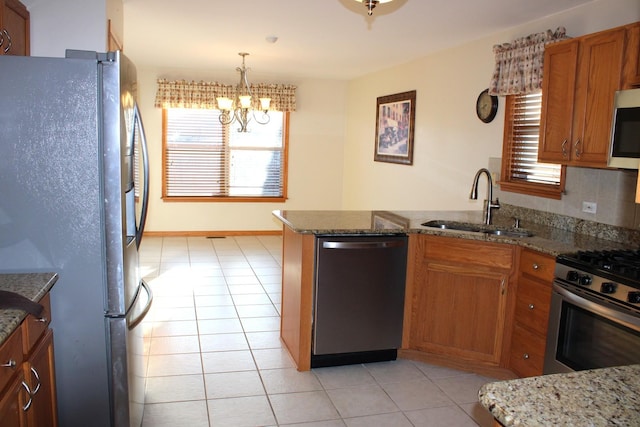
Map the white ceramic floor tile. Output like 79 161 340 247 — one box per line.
199 332 249 352
194 295 235 308
207 395 276 427
201 349 256 373
245 331 284 350
196 305 238 320
404 405 479 427
152 320 198 337
381 379 456 411
146 374 206 403
344 412 414 427
232 293 273 305
433 374 498 405
326 384 400 418
260 367 323 394
204 371 265 399
241 316 280 332
142 400 209 427
252 348 296 370
197 318 243 334
364 359 427 384
269 391 340 425
147 353 203 377
236 304 279 318
149 335 201 355
313 364 377 390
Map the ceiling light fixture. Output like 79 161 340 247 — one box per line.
216 52 270 132
354 0 393 16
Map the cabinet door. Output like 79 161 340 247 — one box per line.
0 371 28 427
23 329 57 427
0 0 29 56
538 40 578 163
411 261 508 364
571 28 625 167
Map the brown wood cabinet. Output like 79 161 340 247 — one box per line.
508 249 554 378
408 235 516 368
538 25 629 167
0 0 29 56
0 294 57 427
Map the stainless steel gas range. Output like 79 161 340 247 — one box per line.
544 249 640 374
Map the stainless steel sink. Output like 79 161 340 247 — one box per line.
421 220 533 238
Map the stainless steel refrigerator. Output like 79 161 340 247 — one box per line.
0 50 151 427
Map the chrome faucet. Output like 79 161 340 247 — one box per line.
469 168 500 225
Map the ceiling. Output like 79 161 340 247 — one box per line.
122 0 593 81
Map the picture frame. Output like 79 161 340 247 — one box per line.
374 90 416 165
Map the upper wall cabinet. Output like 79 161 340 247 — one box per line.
538 23 639 168
0 0 29 56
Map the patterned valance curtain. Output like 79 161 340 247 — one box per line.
489 27 568 96
154 79 297 112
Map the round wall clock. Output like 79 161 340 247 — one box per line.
476 89 498 123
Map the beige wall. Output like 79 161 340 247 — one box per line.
343 0 640 228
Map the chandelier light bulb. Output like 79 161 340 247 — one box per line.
354 0 394 16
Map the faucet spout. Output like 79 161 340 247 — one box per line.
469 168 500 225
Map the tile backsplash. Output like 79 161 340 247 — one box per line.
489 157 640 230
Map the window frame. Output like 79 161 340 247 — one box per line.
500 93 566 200
161 109 289 203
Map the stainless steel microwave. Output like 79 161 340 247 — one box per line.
609 88 640 169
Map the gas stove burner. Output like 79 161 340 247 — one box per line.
557 248 640 291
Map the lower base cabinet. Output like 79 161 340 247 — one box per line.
408 235 515 367
0 294 57 426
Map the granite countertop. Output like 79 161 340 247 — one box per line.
273 206 639 257
0 272 58 345
478 365 640 426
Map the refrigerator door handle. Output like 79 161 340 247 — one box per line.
133 103 150 249
127 279 153 330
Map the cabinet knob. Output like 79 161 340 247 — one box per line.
529 303 535 310
1 359 17 369
574 139 582 158
561 139 568 157
532 263 539 270
523 353 530 360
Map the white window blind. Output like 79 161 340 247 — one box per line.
505 92 562 186
164 109 285 199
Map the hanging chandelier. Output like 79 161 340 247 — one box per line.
354 0 394 16
216 52 271 132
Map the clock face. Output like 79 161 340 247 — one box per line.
476 89 498 123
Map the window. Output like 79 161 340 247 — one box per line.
500 92 565 199
162 108 288 202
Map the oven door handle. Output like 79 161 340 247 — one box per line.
553 283 640 333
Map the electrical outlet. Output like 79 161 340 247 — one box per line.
582 201 597 214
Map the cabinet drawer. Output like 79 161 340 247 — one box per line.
0 326 23 394
515 276 552 336
519 249 555 282
22 293 51 354
510 323 546 378
422 236 513 270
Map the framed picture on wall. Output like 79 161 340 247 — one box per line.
374 90 416 165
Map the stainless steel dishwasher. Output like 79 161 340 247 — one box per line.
312 234 408 367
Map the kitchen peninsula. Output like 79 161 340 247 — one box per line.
273 207 637 373
478 364 640 426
